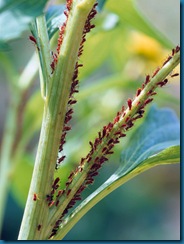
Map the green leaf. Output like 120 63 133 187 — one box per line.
0 0 48 43
97 0 107 11
119 105 180 174
105 0 173 49
45 5 66 39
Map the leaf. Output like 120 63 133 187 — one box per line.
0 0 48 43
119 105 180 175
45 5 66 39
105 0 173 49
97 0 107 12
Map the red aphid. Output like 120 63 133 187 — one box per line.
33 193 38 201
67 189 71 196
29 35 37 45
152 67 160 78
56 190 63 198
127 99 132 110
55 200 60 207
136 88 142 97
48 201 55 207
175 45 180 53
53 177 60 186
171 73 179 77
144 98 153 105
145 75 150 85
163 56 172 66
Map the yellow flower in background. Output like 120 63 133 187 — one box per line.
128 31 168 62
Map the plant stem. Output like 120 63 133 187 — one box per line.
56 149 179 240
36 15 52 98
18 0 96 240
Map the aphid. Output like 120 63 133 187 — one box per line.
171 73 179 78
136 88 142 97
175 45 180 53
87 156 92 162
29 35 40 51
152 67 160 78
94 157 99 163
172 48 175 56
68 99 77 105
157 79 168 87
138 109 145 115
67 189 71 196
162 56 172 66
125 116 130 123
78 166 83 172
144 98 153 105
56 190 63 198
63 126 71 131
58 155 66 163
119 133 126 138
55 200 60 207
52 184 59 190
48 201 55 207
29 35 37 45
150 92 157 96
113 115 120 124
89 141 93 149
37 224 42 231
33 193 38 201
145 75 150 85
53 177 60 186
102 147 107 153
46 194 53 202
107 139 114 145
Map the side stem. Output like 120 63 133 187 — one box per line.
18 0 96 240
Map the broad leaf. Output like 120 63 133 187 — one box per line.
119 105 180 175
0 0 48 44
45 5 66 39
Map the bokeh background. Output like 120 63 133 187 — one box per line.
0 0 180 240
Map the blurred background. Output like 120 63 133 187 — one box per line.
0 0 180 240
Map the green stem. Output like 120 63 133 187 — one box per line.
56 159 179 240
18 0 96 240
36 15 52 98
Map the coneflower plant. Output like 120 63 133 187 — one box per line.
0 0 180 241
